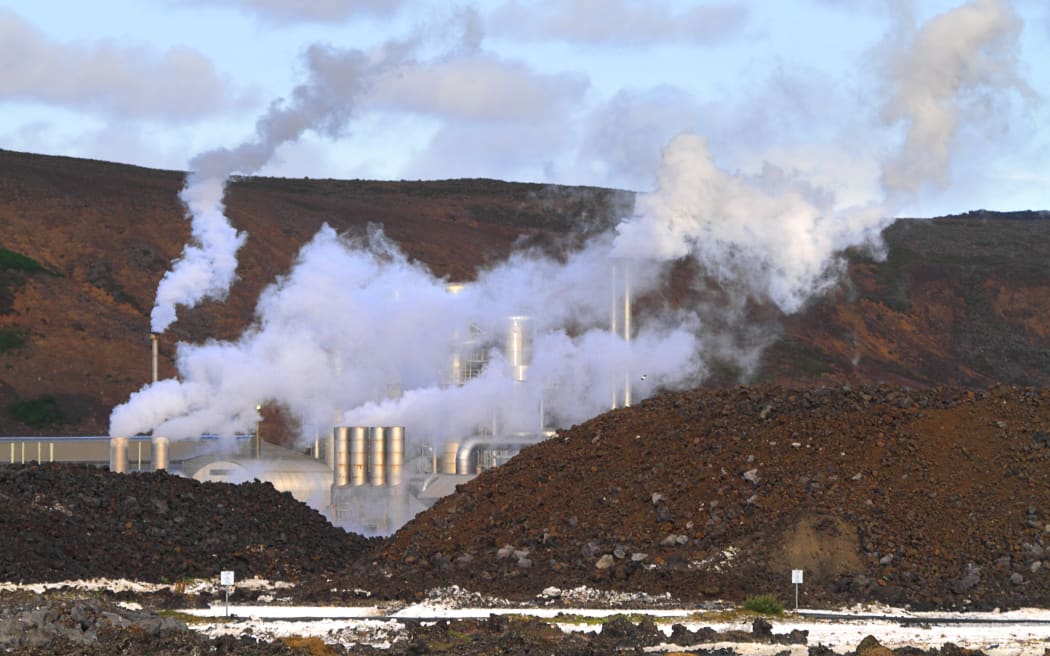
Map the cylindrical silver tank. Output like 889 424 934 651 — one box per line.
151 436 169 471
109 437 128 474
349 426 367 486
385 426 404 486
440 441 459 475
333 426 350 487
506 316 532 383
368 426 385 486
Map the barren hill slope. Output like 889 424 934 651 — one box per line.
1 148 1048 439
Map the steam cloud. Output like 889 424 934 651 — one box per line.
150 40 415 332
115 0 1030 507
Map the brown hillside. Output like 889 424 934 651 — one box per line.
1 148 1048 439
0 149 627 436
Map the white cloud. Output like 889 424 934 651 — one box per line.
402 120 575 182
368 53 588 122
0 8 240 121
169 0 405 23
489 0 748 45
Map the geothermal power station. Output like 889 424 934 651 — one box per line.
2 273 635 533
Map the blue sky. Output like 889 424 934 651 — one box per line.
1 0 1047 217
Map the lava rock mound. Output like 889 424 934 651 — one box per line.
354 384 1050 610
0 463 375 583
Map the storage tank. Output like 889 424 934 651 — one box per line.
109 437 128 473
368 426 385 486
151 436 169 471
386 426 404 486
333 426 350 486
349 426 367 486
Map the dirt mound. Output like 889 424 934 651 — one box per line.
344 384 1050 610
0 463 375 583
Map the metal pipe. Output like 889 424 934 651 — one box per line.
152 436 169 471
624 263 631 407
150 333 159 384
333 427 350 486
369 427 386 486
506 316 531 383
109 437 128 474
349 426 367 486
440 441 459 475
455 436 541 476
386 426 404 486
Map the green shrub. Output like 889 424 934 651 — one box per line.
0 248 48 273
9 396 70 428
743 594 784 615
0 328 27 353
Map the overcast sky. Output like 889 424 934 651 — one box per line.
1 0 1047 217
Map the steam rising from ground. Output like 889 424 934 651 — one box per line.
117 1 1030 460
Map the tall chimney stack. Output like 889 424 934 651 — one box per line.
150 333 159 384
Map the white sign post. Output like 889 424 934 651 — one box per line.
220 570 235 616
791 569 803 611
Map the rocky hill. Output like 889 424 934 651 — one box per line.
1 148 1048 439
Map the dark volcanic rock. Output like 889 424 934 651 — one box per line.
0 463 375 583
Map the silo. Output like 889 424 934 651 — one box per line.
349 426 367 486
368 426 386 486
333 426 350 487
385 426 404 486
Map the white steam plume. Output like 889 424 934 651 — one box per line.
881 0 1027 197
150 39 417 333
114 225 700 442
612 0 1028 315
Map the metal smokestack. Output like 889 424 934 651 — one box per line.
150 333 159 384
610 261 632 409
506 316 532 383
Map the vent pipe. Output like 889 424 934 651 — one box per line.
610 261 632 408
506 316 532 383
150 333 159 384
